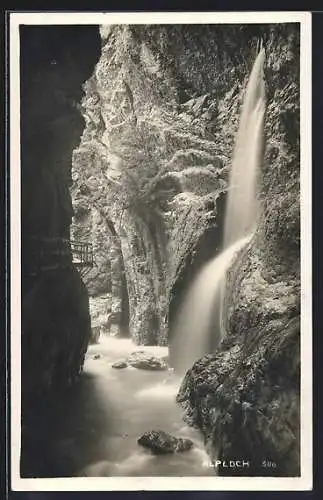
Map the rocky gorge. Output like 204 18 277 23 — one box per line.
20 22 301 478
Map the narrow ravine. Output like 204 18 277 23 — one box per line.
37 336 214 477
19 22 301 480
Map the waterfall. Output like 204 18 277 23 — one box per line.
171 48 266 374
223 47 266 247
170 235 252 373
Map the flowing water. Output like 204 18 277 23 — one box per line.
223 47 266 247
171 48 266 373
26 336 214 477
170 235 252 373
219 47 266 335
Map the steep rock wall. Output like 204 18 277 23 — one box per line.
72 25 268 344
177 24 300 476
70 194 129 337
20 26 101 452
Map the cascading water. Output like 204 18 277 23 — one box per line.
223 46 266 247
170 235 252 374
171 47 266 374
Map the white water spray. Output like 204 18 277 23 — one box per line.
171 48 266 374
170 235 252 373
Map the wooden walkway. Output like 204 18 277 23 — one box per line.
25 237 94 277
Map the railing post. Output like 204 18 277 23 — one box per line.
68 239 94 269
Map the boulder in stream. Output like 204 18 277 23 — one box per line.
137 430 194 454
112 360 128 369
127 352 168 371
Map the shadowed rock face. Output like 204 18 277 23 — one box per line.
20 26 101 441
21 26 101 244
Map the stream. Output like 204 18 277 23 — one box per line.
30 336 214 477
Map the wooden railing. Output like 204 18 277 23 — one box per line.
70 241 94 268
25 237 94 276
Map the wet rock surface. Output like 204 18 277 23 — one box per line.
128 355 168 371
137 430 194 454
112 360 128 369
112 351 168 371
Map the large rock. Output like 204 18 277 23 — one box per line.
137 430 194 454
112 360 128 369
127 352 168 371
112 351 168 371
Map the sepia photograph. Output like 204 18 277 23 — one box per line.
10 11 312 491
